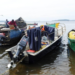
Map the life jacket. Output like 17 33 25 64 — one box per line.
40 25 45 31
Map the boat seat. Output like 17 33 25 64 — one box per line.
1 28 12 31
55 37 58 41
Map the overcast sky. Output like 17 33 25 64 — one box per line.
0 0 75 21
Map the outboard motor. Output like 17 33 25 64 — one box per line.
13 35 29 63
7 35 29 69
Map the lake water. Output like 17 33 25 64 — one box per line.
0 21 75 75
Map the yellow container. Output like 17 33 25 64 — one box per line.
40 45 46 50
55 23 59 28
9 25 15 29
69 31 75 39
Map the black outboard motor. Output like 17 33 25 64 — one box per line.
7 35 29 69
13 35 29 63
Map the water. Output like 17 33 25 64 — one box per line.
0 21 75 75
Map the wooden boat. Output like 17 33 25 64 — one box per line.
0 17 27 46
68 29 75 52
15 17 27 31
0 17 27 31
0 28 24 46
6 23 66 68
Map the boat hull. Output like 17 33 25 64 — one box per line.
24 37 62 63
68 38 75 52
0 36 22 46
0 30 24 46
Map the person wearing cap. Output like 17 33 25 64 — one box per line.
8 19 17 29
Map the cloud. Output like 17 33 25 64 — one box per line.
0 0 75 21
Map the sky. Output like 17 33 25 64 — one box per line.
0 0 75 21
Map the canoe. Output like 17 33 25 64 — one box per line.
6 23 66 67
68 29 75 52
0 17 27 46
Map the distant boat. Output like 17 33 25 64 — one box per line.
6 23 66 68
27 23 38 25
68 29 75 52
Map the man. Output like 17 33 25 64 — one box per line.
8 19 17 29
6 19 9 28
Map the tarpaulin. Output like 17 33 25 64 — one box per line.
27 27 41 51
44 25 55 41
9 30 22 39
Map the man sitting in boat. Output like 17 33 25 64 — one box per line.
8 19 17 29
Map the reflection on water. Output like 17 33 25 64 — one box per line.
1 21 75 75
68 46 75 75
0 45 17 74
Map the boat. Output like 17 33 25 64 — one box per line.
27 23 38 25
0 17 27 31
0 22 6 29
46 23 60 28
0 17 27 46
15 17 27 31
6 23 66 68
68 29 75 52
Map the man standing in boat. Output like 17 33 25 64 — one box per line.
8 19 17 29
6 19 9 28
